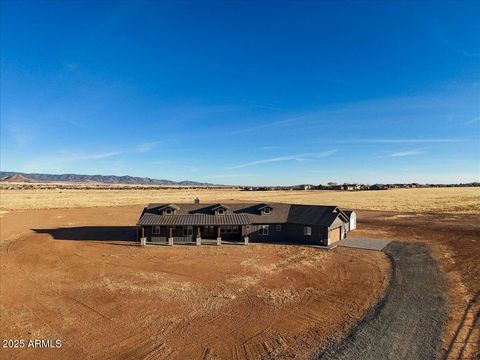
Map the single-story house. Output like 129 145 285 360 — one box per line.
136 199 353 247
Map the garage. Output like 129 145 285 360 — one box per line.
330 227 341 244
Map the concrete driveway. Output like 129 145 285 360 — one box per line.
337 236 392 251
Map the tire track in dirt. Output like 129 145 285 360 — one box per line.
314 242 448 360
443 289 480 359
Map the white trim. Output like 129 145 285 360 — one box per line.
304 226 312 236
152 225 161 234
276 225 281 232
259 225 269 236
262 208 272 215
164 208 173 215
183 226 193 236
217 208 225 215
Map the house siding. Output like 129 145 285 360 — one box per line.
143 225 195 241
286 224 329 246
249 223 285 242
138 202 353 247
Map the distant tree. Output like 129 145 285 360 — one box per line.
327 182 337 186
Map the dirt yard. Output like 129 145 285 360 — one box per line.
1 186 479 214
0 206 390 359
1 187 478 359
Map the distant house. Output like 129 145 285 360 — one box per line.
369 184 387 190
137 200 352 247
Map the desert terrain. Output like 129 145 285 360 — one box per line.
1 187 479 359
0 205 390 359
1 186 479 213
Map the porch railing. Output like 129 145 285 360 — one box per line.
173 236 194 243
149 236 167 244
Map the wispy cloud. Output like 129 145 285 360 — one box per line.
260 145 282 150
465 117 480 125
184 165 199 172
23 150 124 172
202 173 253 179
22 142 157 172
389 148 427 157
136 141 159 153
229 114 311 134
78 151 124 160
228 150 337 169
147 160 169 165
332 138 461 144
228 88 478 137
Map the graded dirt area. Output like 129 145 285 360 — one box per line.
1 186 479 214
0 206 390 359
317 242 448 360
1 188 479 359
355 210 480 359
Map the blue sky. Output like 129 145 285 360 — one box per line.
1 1 479 185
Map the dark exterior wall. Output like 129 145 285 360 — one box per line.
220 225 243 241
249 223 288 242
143 225 168 239
142 225 195 240
141 225 244 241
285 224 329 246
140 223 332 246
249 223 328 245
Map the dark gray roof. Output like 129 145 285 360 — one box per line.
139 202 347 227
157 203 180 211
287 205 340 226
257 204 273 210
211 204 230 210
137 213 251 226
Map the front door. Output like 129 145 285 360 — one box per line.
201 226 215 239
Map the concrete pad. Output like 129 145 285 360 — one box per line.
337 237 392 251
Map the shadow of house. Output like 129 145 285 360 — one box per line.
33 226 137 244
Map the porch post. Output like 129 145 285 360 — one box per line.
168 227 174 246
196 226 202 246
140 226 146 246
216 226 222 246
243 225 249 245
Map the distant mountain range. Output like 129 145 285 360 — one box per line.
0 171 217 186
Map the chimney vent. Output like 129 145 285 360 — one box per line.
194 197 200 204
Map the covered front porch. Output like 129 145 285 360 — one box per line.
138 218 251 246
137 212 252 246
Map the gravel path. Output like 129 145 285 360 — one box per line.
315 241 448 360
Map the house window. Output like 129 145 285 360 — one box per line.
164 208 173 215
217 208 225 215
152 226 161 234
183 226 193 236
276 225 281 232
220 225 238 233
259 225 269 236
262 208 271 215
304 226 312 236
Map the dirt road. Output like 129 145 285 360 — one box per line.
316 242 447 360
